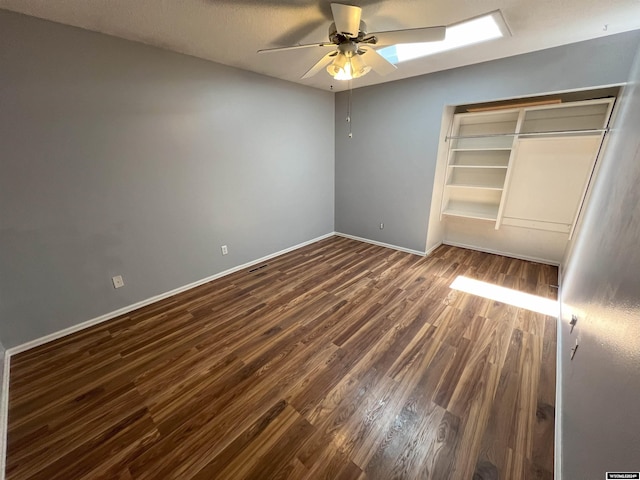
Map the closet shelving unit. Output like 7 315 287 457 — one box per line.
440 108 520 223
439 99 614 232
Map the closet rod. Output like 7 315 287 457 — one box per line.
445 127 608 141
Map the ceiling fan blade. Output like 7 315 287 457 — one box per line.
371 26 446 46
301 51 338 79
359 46 397 76
258 43 334 54
331 3 362 38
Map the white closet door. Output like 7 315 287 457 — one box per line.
501 135 601 231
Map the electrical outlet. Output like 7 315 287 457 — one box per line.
380 223 384 230
112 275 124 289
221 245 228 255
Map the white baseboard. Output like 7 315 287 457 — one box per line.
6 232 335 357
425 241 443 256
335 232 426 257
442 241 560 266
0 351 9 480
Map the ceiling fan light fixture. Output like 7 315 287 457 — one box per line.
326 52 372 80
327 55 354 80
350 53 372 77
329 62 353 80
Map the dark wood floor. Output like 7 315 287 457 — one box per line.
7 236 557 480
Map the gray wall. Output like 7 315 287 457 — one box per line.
335 31 640 253
559 42 640 479
0 10 335 348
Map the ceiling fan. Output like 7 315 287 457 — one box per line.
258 3 446 81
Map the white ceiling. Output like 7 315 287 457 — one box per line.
2 0 640 92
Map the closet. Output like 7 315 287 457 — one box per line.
433 95 615 264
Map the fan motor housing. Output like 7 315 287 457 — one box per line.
329 20 368 43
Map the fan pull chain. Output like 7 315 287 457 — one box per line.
347 80 353 139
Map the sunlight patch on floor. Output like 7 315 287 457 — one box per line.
450 275 559 317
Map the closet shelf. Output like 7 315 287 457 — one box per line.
442 203 499 221
449 165 508 169
450 147 512 152
446 184 504 191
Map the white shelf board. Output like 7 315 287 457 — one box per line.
446 184 504 191
448 165 508 169
442 202 499 221
450 147 512 152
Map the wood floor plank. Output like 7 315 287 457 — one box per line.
296 367 379 470
9 379 146 468
188 399 289 479
450 360 500 479
538 315 558 407
509 331 542 460
301 443 363 480
369 402 448 480
475 328 524 477
7 238 557 480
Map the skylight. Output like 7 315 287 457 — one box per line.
379 11 509 64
